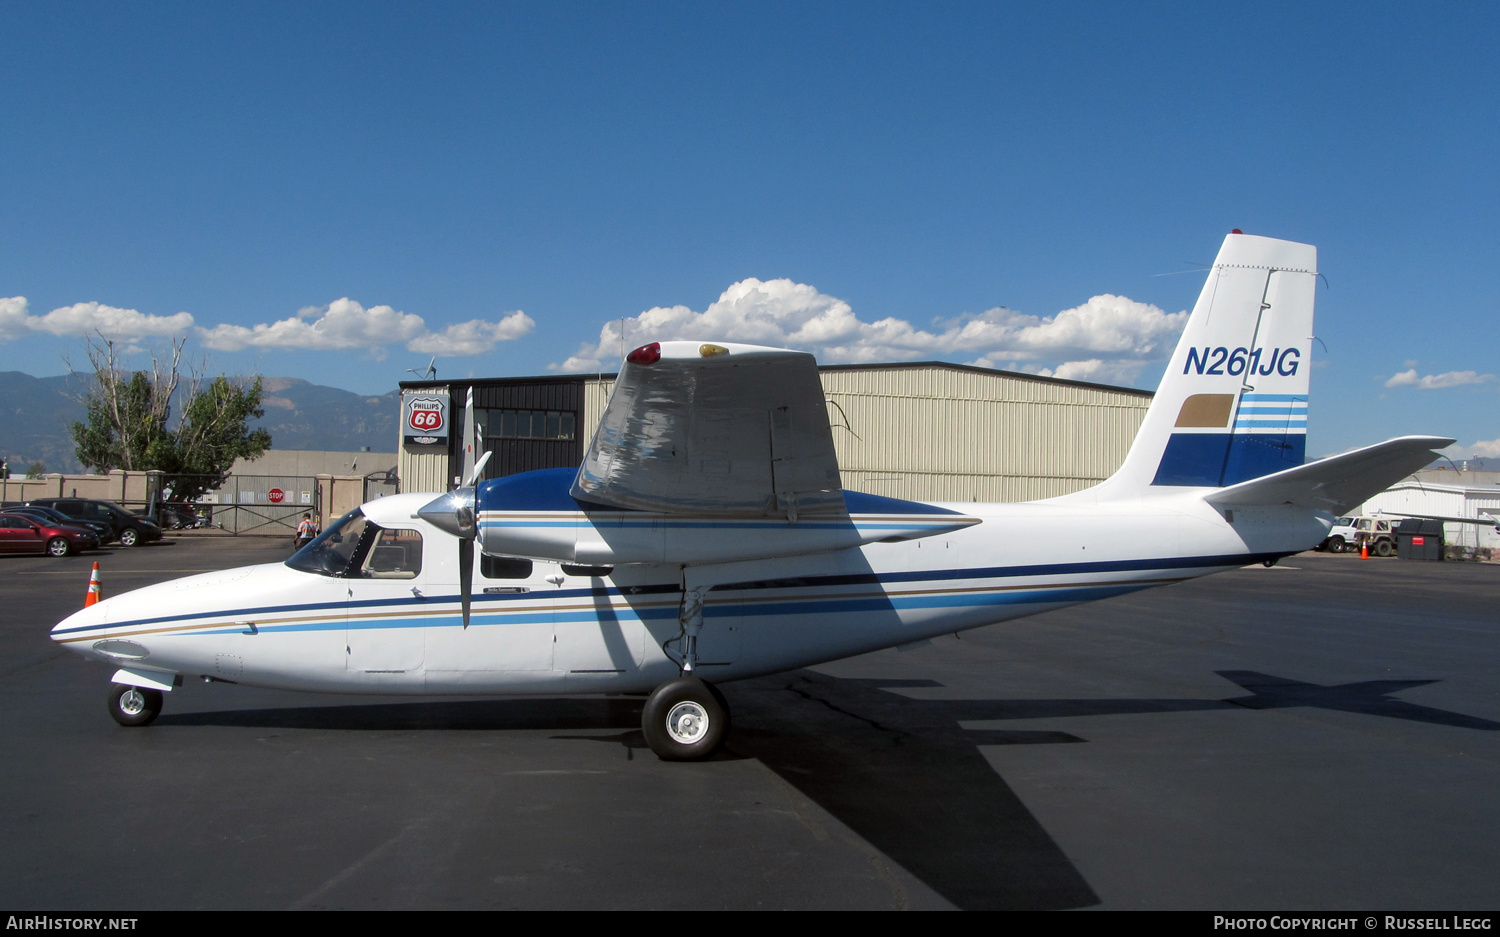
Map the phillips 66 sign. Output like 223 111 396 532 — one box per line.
403 391 450 446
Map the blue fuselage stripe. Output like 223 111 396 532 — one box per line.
184 580 1161 636
58 551 1272 637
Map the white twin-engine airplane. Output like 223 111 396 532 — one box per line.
52 232 1452 760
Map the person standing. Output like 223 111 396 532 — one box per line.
294 513 319 550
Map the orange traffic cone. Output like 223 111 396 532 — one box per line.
84 562 102 607
1359 541 1369 560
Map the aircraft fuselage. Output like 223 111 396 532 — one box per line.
51 490 1329 696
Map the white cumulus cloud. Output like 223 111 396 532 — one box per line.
1384 368 1495 390
1022 358 1154 385
0 296 30 342
408 311 536 355
1440 439 1500 460
553 279 1185 384
198 298 532 357
0 296 194 341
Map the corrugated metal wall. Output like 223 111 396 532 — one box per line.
581 377 615 443
819 365 1150 502
396 385 449 493
1361 483 1500 552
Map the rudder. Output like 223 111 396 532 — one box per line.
1105 232 1318 493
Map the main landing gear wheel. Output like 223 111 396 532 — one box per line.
642 677 729 761
108 683 162 727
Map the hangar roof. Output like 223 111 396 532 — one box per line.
399 360 1155 399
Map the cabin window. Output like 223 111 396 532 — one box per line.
359 528 423 579
481 556 533 579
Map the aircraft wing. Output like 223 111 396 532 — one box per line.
571 341 844 519
1203 435 1455 514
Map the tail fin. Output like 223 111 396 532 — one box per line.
1103 232 1318 494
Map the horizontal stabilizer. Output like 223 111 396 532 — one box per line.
1204 435 1454 514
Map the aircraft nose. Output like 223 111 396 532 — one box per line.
52 601 108 643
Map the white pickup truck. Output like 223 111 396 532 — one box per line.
1318 515 1395 555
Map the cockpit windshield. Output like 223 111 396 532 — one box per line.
286 509 373 577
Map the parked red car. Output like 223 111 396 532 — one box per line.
0 513 101 556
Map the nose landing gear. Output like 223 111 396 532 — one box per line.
108 683 163 727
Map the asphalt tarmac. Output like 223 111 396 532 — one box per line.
2 537 1497 911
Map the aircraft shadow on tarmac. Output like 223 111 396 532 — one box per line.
157 667 1498 911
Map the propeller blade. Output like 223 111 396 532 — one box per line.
461 387 477 487
458 536 474 629
465 450 493 488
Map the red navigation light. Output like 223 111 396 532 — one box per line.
1231 228 1244 234
626 342 662 365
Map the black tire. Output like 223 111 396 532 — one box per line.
1375 539 1394 557
108 683 162 727
46 537 71 557
1328 536 1347 553
119 528 139 547
641 677 729 761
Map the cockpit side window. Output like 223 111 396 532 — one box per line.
359 528 423 579
286 509 373 577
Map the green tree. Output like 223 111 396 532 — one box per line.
71 370 168 472
70 337 272 503
25 461 45 478
153 376 274 502
70 337 181 473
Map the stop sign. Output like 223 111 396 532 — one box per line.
267 488 285 504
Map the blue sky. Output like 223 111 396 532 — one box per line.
2 2 1497 459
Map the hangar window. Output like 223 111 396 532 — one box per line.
478 408 576 441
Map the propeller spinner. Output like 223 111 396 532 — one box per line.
417 486 476 627
416 449 491 629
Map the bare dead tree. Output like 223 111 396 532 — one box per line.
70 333 188 471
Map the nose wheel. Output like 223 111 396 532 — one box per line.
108 683 163 727
642 677 729 760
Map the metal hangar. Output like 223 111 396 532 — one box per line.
397 361 1153 503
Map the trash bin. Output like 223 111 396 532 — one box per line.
1395 518 1444 561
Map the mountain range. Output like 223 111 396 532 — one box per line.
0 371 399 475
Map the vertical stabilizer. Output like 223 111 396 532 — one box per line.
1100 232 1318 495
